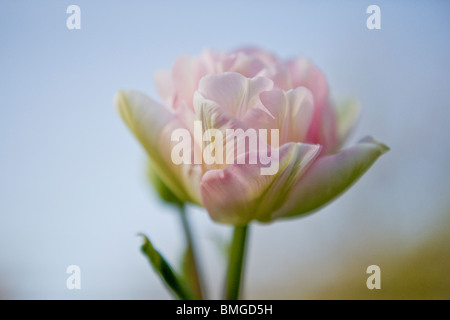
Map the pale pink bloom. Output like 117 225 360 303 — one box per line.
116 47 388 225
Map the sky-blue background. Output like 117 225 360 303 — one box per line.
0 1 449 298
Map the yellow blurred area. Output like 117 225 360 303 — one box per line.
249 207 450 300
307 211 450 299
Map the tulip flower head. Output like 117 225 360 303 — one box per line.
115 47 388 225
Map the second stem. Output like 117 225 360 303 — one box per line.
225 225 249 300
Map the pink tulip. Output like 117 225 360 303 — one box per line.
115 47 388 225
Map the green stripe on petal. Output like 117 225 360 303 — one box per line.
272 137 389 220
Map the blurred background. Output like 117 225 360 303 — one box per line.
0 0 449 299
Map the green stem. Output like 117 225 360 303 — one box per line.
178 205 204 299
225 225 249 300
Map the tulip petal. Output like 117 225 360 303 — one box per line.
154 70 173 104
257 63 292 91
170 50 269 111
285 57 329 109
115 90 202 204
201 48 266 77
172 55 208 109
194 92 251 169
228 52 267 77
194 92 248 133
285 57 339 153
255 87 315 145
232 46 278 65
335 99 361 149
197 72 273 120
200 143 321 225
272 137 389 220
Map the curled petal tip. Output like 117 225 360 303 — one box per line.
360 136 390 154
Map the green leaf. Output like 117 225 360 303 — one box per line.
139 234 195 300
